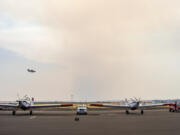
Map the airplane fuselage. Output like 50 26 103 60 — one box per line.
18 101 31 110
129 102 139 110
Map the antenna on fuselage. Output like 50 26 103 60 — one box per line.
31 97 34 105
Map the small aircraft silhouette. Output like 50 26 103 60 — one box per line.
27 69 36 73
0 95 73 115
90 98 164 115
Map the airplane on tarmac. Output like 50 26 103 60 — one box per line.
0 95 73 115
164 102 180 112
90 98 164 115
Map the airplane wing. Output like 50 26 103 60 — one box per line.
0 104 18 108
163 103 175 106
29 104 73 109
139 104 164 109
90 104 130 109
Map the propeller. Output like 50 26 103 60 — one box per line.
123 98 129 105
17 93 20 101
134 97 138 101
131 97 141 104
23 95 31 101
125 98 128 103
16 94 31 101
16 93 22 105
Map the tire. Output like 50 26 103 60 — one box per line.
12 110 16 115
126 110 129 114
169 108 172 112
30 110 32 115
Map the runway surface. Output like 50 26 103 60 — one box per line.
0 109 179 135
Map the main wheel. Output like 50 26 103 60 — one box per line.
30 110 33 115
141 110 144 115
12 110 16 115
169 108 172 112
126 110 129 114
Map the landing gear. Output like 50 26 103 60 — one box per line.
141 110 144 115
169 108 172 112
126 110 129 114
30 110 33 115
12 110 16 115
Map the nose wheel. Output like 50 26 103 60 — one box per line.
141 110 144 115
12 110 16 115
30 110 33 115
126 110 129 114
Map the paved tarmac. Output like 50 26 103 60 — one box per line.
0 109 179 135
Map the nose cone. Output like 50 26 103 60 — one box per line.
130 102 139 110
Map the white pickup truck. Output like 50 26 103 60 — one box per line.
76 105 87 115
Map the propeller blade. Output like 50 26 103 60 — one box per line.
134 97 138 101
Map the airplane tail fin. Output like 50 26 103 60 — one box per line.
31 97 34 105
125 98 128 105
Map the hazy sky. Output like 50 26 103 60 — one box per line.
1 0 180 101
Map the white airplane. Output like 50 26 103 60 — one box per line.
90 98 164 115
0 96 72 115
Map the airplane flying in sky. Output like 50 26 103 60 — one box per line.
90 98 164 115
0 96 72 115
27 69 36 73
